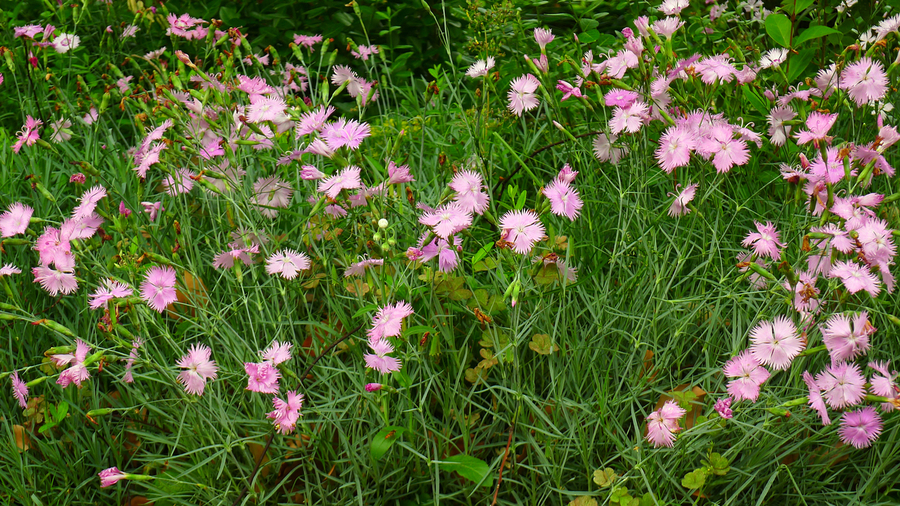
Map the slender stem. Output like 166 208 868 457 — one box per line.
490 424 515 506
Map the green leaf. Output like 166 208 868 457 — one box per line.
793 26 840 46
787 48 817 82
37 422 56 434
704 452 731 476
402 325 434 339
681 468 709 489
529 334 559 355
515 190 527 211
579 18 600 31
471 242 493 266
353 304 379 319
370 426 407 461
764 13 792 48
394 368 411 388
593 467 617 488
473 257 498 272
55 401 68 422
781 0 815 16
439 455 492 487
577 29 601 44
741 87 769 116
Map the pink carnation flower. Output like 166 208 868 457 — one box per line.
841 57 888 107
419 203 473 239
53 339 92 388
32 265 78 296
466 57 495 78
667 183 698 217
262 341 293 365
364 338 402 374
839 406 883 449
88 279 133 310
507 74 540 116
723 350 770 402
821 312 874 363
742 221 785 260
266 249 311 279
368 301 414 342
869 361 898 412
12 116 42 153
499 210 545 254
609 101 648 135
123 337 142 383
449 170 490 215
795 112 837 146
803 370 831 425
244 361 281 393
645 400 687 447
140 266 177 313
533 28 554 49
828 261 881 297
697 125 750 173
604 89 639 108
11 372 28 409
655 125 696 173
267 390 304 434
296 105 336 137
543 179 583 221
344 257 384 277
252 176 293 218
98 467 128 488
73 186 107 220
176 344 218 396
0 264 22 277
713 396 733 419
749 316 804 371
321 119 371 150
293 33 323 49
318 166 362 199
816 361 866 409
0 202 34 237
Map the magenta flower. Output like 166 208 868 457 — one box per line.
828 261 881 297
123 337 142 383
365 383 383 392
742 221 785 260
32 266 78 296
713 397 733 419
244 361 281 393
0 202 34 237
140 266 177 313
368 301 414 342
266 249 311 279
72 186 107 220
419 203 473 239
839 406 883 449
803 370 831 425
12 116 42 153
841 57 888 107
723 350 770 402
822 312 874 363
14 25 43 39
53 339 92 388
449 170 490 215
262 341 293 365
500 210 545 254
88 279 133 310
655 125 696 173
466 57 495 78
507 74 541 116
645 400 687 447
557 163 577 183
267 390 304 434
750 316 804 371
604 89 639 108
176 344 218 396
556 80 582 101
98 467 128 488
364 338 402 374
816 361 866 409
11 372 28 409
795 112 838 146
609 101 648 135
533 28 554 49
321 119 371 150
318 166 362 199
543 179 583 221
667 183 698 217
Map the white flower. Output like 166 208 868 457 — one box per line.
53 33 80 53
466 57 496 78
759 48 788 69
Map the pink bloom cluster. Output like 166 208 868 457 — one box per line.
363 302 413 375
167 13 208 40
245 341 293 393
646 400 687 447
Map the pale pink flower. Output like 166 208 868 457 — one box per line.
262 341 293 365
543 179 583 221
176 344 218 396
750 316 804 370
828 261 881 297
533 28 554 49
499 210 545 254
246 96 287 123
645 400 687 447
244 361 281 393
344 257 384 277
466 57 495 78
742 221 785 260
11 372 28 409
166 13 206 39
0 202 34 237
822 312 874 364
162 169 195 196
368 301 414 342
267 390 304 434
60 214 103 242
759 48 788 69
557 163 577 183
667 183 698 217
212 243 257 269
695 54 736 84
0 264 22 277
141 201 164 222
236 75 275 97
507 74 541 116
53 339 92 388
88 279 133 310
122 25 139 38
99 467 127 488
655 125 696 173
604 89 638 108
609 101 648 134
318 166 362 199
14 25 43 39
321 119 370 150
723 350 770 402
387 161 415 184
419 203 473 239
803 370 830 425
659 0 690 15
767 106 796 146
795 112 838 146
32 266 78 296
839 406 883 448
530 54 549 73
364 338 402 374
841 57 888 107
13 116 42 153
351 44 379 60
82 107 98 125
52 32 80 53
593 132 628 164
651 17 684 38
266 250 311 279
449 170 490 215
868 361 898 412
252 176 293 218
697 125 749 173
293 33 323 48
140 266 177 313
123 337 142 383
295 106 335 137
50 118 73 143
817 362 866 409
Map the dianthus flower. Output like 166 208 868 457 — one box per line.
667 183 698 217
212 243 258 269
750 316 803 370
52 339 92 388
713 396 733 419
821 312 874 364
466 57 495 78
13 116 42 153
556 80 582 101
11 372 28 409
293 33 323 49
0 264 21 277
267 390 304 434
651 17 684 39
449 170 490 215
609 101 648 134
166 13 206 39
318 166 362 199
252 176 293 218
742 221 785 260
816 361 866 409
869 361 898 412
244 361 280 393
593 132 628 164
162 169 195 196
246 96 287 123
795 112 838 146
828 261 881 297
52 33 80 53
351 44 379 60
98 467 128 488
507 74 540 116
364 338 402 374
723 350 770 402
655 125 696 173
344 257 384 277
695 54 736 84
32 265 78 296
320 119 370 150
295 105 335 137
88 279 133 310
533 28 554 49
604 89 639 108
698 125 750 173
419 203 473 239
140 266 177 313
645 400 687 447
266 250 311 279
803 370 831 425
0 202 33 237
841 57 888 107
659 0 690 15
176 344 217 395
499 210 545 254
767 106 797 146
543 178 583 221
387 161 415 184
123 337 142 383
368 301 414 342
839 406 882 448
759 48 788 69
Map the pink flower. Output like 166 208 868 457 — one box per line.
795 112 838 146
593 133 628 164
604 89 638 108
742 221 785 260
344 257 384 277
267 390 304 434
466 57 495 78
387 161 415 184
365 383 383 392
320 119 371 150
0 202 34 237
556 80 582 101
828 261 881 297
98 467 128 488
52 33 80 53
839 406 883 449
318 166 362 199
659 0 689 15
176 344 218 396
419 203 473 239
767 106 797 146
869 361 898 412
141 201 164 222
609 101 648 134
166 13 206 39
803 370 831 425
140 266 177 313
14 25 43 39
645 400 687 447
651 17 684 38
697 125 750 173
69 172 85 183
295 105 335 137
12 116 42 153
293 33 323 48
364 338 402 374
543 179 583 221
244 361 281 393
695 54 736 84
667 183 698 217
351 44 379 60
759 48 788 69
449 171 490 215
123 337 142 383
713 397 733 419
723 350 770 402
252 176 293 218
533 28 554 49
841 57 888 107
816 362 866 409
53 339 92 388
32 266 78 296
557 163 577 183
11 372 28 409
821 312 874 363
266 250 311 279
0 264 22 277
122 25 139 38
212 243 257 269
162 169 195 196
368 301 414 342
750 316 803 370
499 210 545 254
88 279 133 310
507 74 541 116
246 96 287 123
262 341 293 365
655 125 696 173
